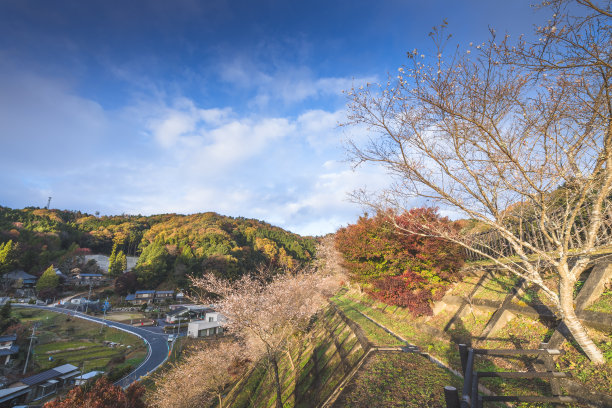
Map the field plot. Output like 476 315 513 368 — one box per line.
13 309 147 374
104 312 148 323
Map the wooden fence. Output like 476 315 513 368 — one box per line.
464 214 612 261
444 344 578 408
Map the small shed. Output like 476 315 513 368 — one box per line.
74 371 103 385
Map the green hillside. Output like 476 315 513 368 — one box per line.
0 206 315 288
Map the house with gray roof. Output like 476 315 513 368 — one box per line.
2 271 37 288
9 363 80 403
0 334 18 365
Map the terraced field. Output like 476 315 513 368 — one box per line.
35 341 129 371
13 309 147 374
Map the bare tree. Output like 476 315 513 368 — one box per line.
314 235 349 285
148 340 247 408
190 268 337 408
345 0 610 363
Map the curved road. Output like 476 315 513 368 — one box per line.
14 304 170 388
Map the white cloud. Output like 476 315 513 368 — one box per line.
297 109 345 148
151 110 197 148
0 66 389 236
202 117 293 164
146 102 296 171
218 56 377 107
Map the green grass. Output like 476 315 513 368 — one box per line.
586 290 612 313
473 273 519 301
334 291 456 360
36 341 100 354
334 286 609 407
332 352 463 408
330 294 405 346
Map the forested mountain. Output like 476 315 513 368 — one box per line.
0 206 315 288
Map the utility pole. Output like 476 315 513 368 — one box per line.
100 298 109 334
23 324 38 375
45 197 52 210
85 283 93 314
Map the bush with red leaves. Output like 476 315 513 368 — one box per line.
43 376 146 408
335 208 464 315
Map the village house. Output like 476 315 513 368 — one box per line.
187 312 226 338
2 271 37 288
67 272 106 286
0 335 18 365
125 290 154 304
152 290 174 303
0 364 80 406
74 371 103 386
165 305 210 323
126 290 177 305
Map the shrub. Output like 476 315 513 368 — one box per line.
336 208 464 315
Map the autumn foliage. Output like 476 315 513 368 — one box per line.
335 208 464 315
43 376 146 408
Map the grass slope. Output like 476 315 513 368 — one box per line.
332 352 463 408
224 306 367 408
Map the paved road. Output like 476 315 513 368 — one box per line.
13 304 171 387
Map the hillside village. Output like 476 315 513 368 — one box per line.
0 203 609 407
0 0 611 407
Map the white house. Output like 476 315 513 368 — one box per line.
187 312 226 338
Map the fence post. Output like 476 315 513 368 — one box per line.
461 348 474 408
471 372 479 408
459 344 469 375
444 386 460 408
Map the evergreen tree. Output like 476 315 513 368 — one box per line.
108 243 127 277
36 265 60 293
0 301 11 321
0 301 17 333
108 243 118 275
110 250 127 277
0 240 16 274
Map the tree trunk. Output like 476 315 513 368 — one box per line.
271 355 284 408
558 274 605 364
218 393 223 408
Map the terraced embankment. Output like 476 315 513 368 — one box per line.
222 296 464 408
223 305 368 408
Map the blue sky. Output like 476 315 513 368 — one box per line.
0 0 549 236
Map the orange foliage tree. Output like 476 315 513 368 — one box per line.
43 377 146 408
